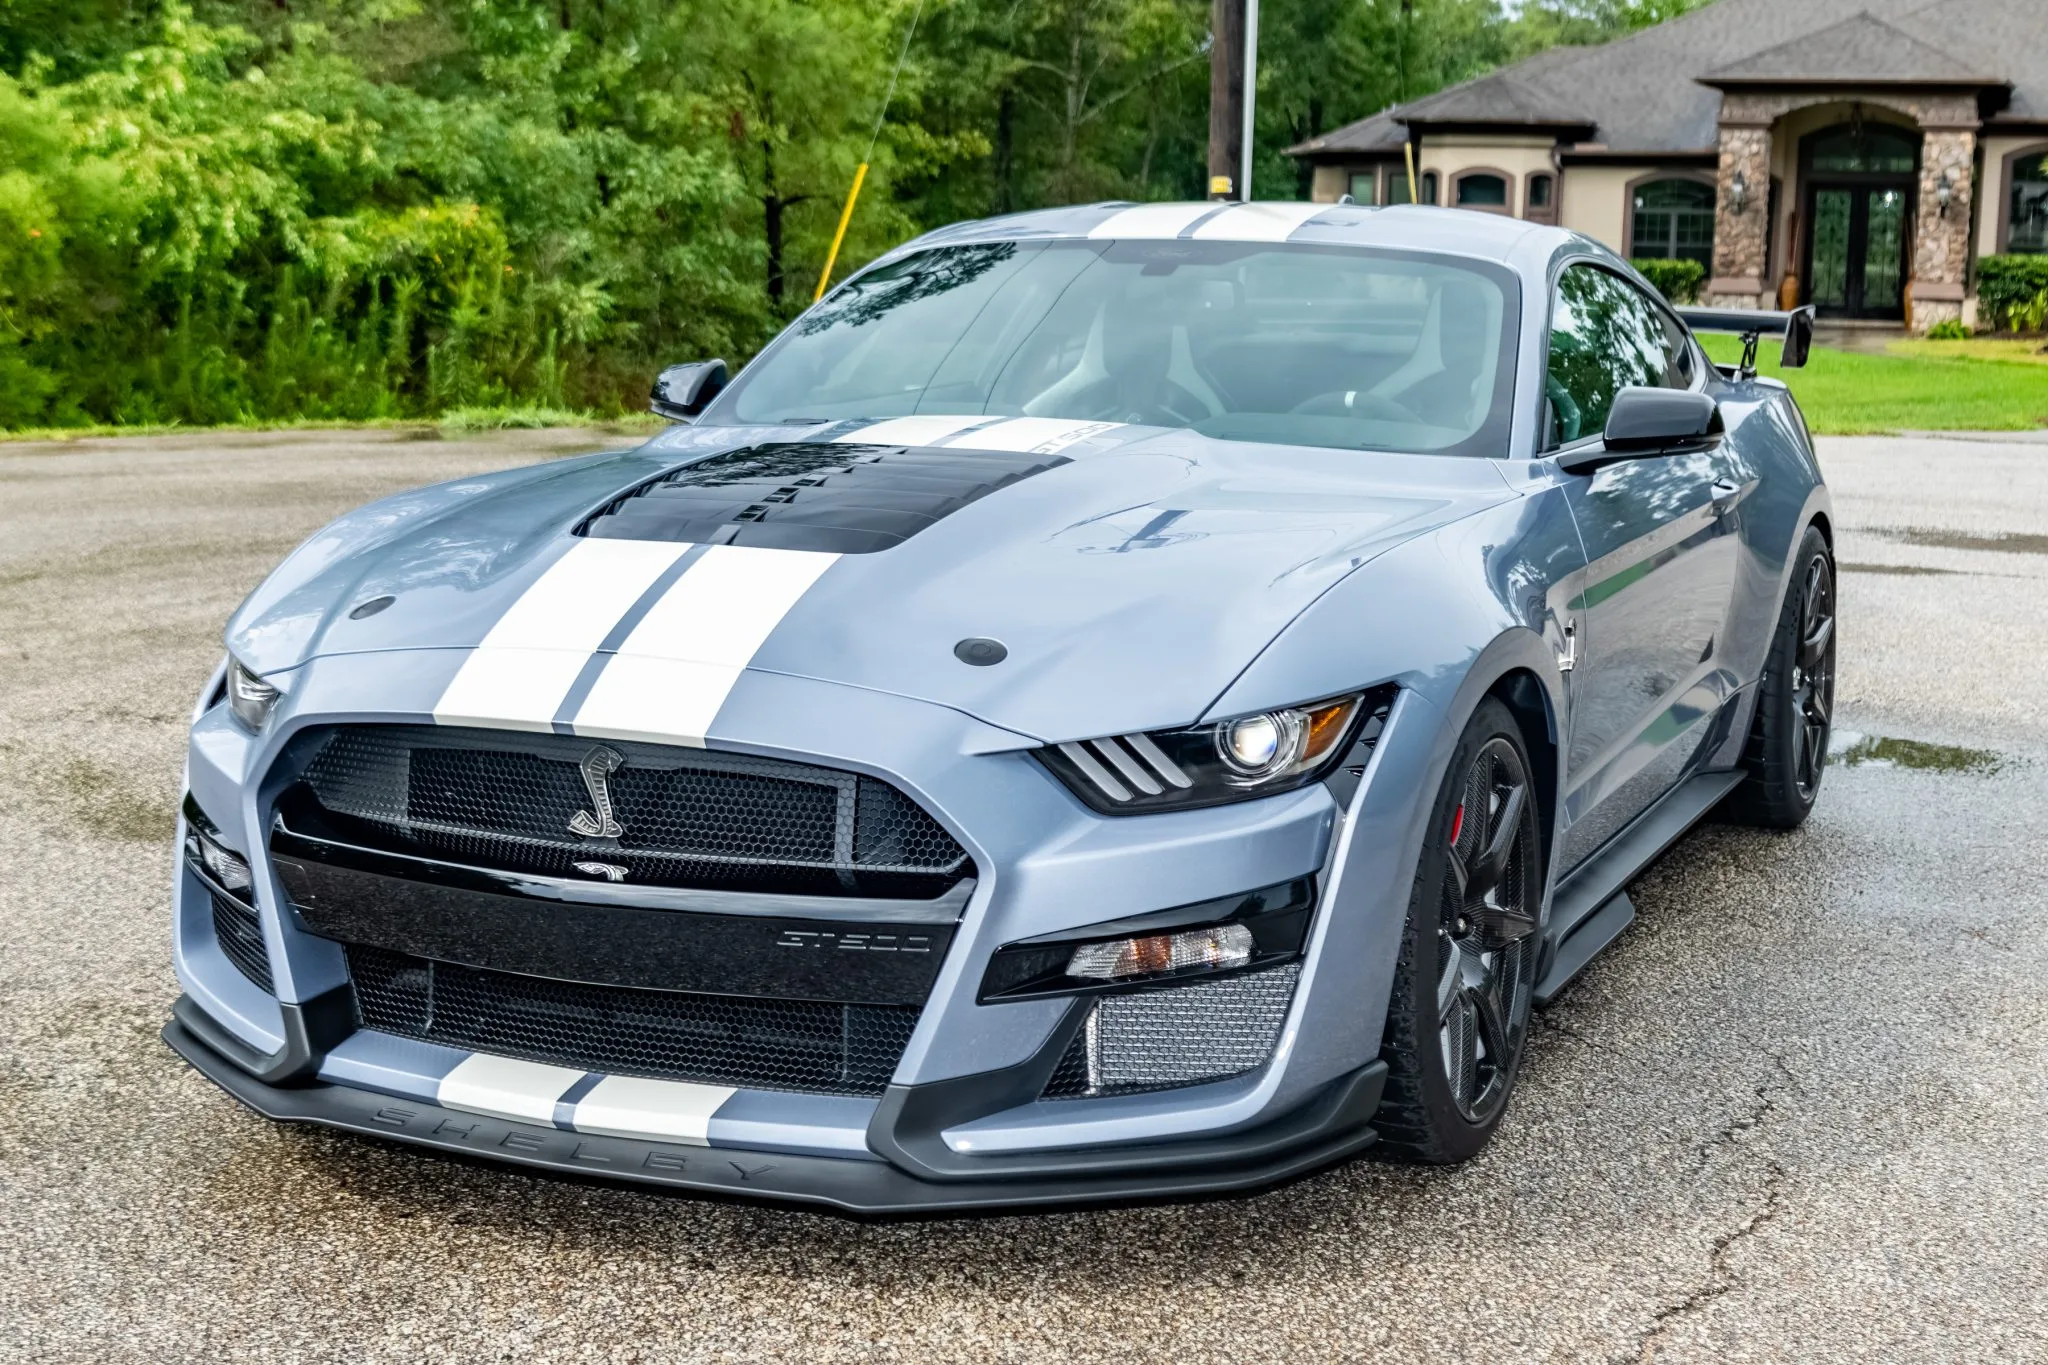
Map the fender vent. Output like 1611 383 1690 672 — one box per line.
579 443 1070 554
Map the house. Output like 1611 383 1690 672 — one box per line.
1286 0 2048 331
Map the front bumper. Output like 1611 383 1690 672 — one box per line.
165 1005 1386 1214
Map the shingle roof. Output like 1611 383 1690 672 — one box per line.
1702 11 2002 85
1289 0 2046 160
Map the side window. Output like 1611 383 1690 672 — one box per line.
1543 265 1680 447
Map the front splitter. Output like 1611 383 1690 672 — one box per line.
163 1015 1385 1216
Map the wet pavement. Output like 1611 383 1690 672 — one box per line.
1 428 2044 1363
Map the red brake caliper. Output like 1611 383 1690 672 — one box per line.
1449 802 1465 846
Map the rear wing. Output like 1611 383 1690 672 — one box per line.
1675 304 1816 378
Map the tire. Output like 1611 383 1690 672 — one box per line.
1371 697 1544 1164
1721 525 1836 830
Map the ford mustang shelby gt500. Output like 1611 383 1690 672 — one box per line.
166 200 1834 1213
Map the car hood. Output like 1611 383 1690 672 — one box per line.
229 421 1518 742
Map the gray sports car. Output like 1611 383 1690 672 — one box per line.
165 200 1834 1213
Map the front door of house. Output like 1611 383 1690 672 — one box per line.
1806 184 1909 319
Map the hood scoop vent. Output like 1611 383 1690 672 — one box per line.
580 442 1071 554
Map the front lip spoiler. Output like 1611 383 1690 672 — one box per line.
163 1006 1387 1217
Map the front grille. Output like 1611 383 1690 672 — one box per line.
284 725 970 898
211 892 273 994
1042 963 1301 1099
347 946 920 1096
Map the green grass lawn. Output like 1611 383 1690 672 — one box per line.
1700 333 2048 434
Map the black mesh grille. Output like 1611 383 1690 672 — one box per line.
348 947 918 1096
211 892 273 994
286 725 969 898
1042 964 1301 1099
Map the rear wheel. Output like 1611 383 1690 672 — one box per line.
1372 698 1543 1163
1722 526 1835 830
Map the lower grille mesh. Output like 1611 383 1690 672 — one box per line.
211 893 273 994
1042 963 1301 1099
347 947 919 1096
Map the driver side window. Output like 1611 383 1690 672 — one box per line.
1544 265 1681 448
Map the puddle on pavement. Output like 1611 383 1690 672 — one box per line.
1878 528 2048 555
1838 561 1955 576
1829 730 2004 775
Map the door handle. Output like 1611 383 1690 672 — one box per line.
1710 478 1742 514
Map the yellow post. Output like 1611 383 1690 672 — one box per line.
814 162 870 302
1403 139 1419 205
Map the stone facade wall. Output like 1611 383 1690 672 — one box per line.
1707 125 1771 307
1710 89 1983 330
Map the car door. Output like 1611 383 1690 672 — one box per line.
1546 263 1743 873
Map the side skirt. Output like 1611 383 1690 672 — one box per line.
1535 768 1746 1005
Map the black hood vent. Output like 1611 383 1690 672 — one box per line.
579 442 1070 554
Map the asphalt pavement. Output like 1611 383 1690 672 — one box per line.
1 426 2043 1363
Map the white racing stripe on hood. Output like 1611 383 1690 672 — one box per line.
569 1075 735 1146
1086 202 1219 239
836 414 998 446
938 416 1124 454
437 1053 586 1125
1189 201 1332 242
569 544 840 746
435 538 691 731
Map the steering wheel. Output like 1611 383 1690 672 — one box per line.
1289 389 1418 422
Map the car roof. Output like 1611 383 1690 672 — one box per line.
891 200 1579 266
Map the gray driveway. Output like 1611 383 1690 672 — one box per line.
1 427 2043 1363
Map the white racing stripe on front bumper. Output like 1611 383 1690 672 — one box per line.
437 1053 588 1126
569 1075 737 1146
434 538 692 731
569 543 840 745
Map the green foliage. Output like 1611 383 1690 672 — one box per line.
0 0 1692 430
1924 318 1971 341
1976 255 2048 333
1629 257 1706 305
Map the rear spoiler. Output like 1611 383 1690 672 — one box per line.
1675 304 1816 377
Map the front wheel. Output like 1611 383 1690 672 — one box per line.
1371 698 1544 1164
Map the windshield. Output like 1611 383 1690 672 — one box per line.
714 238 1518 456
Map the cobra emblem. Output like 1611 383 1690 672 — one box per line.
568 745 625 839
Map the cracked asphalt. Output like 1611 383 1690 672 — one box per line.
2 426 2045 1363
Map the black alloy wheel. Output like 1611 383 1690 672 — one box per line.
1436 735 1542 1125
1791 551 1836 802
1723 525 1836 830
1374 698 1544 1162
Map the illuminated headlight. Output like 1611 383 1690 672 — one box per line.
226 657 281 732
1039 688 1391 813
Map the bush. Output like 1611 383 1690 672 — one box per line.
1976 254 2048 333
1630 257 1707 304
1925 318 1971 340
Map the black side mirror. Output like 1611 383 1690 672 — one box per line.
649 360 729 421
1558 387 1723 473
1779 304 1815 369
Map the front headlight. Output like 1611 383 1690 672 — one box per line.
226 657 281 732
1038 686 1394 814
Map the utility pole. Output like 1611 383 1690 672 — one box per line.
1241 0 1260 200
1207 0 1243 199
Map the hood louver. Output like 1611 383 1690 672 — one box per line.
580 442 1072 554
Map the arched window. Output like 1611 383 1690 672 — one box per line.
2009 150 2048 254
1630 178 1715 266
1388 169 1439 206
1525 172 1557 225
1454 171 1510 212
